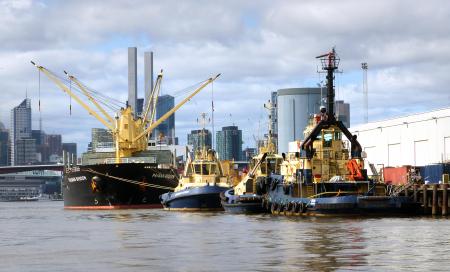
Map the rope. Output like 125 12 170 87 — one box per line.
85 168 176 191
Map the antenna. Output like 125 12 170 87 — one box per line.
362 62 368 123
197 112 210 150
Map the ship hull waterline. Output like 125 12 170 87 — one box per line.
63 163 178 210
264 182 421 217
160 185 230 211
220 189 267 214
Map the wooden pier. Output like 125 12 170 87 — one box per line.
402 183 450 216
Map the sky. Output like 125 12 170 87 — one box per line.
1 0 449 153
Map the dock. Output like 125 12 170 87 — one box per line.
400 184 450 216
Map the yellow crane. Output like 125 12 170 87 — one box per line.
30 61 220 162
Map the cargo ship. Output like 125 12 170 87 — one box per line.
263 48 420 216
32 61 220 209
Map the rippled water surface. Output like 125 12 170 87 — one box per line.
1 201 450 271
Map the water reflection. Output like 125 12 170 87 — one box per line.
2 202 450 271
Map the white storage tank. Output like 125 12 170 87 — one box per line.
277 88 321 153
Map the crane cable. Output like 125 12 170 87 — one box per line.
38 69 41 112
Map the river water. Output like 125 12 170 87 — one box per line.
1 201 449 272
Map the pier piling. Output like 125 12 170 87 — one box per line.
443 184 448 216
432 184 438 215
423 184 428 213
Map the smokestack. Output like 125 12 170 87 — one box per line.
144 51 154 119
128 47 137 116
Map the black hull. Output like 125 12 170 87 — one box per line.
63 163 178 209
160 185 229 211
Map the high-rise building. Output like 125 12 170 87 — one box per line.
91 128 113 151
136 98 144 117
155 95 175 144
32 129 47 162
216 126 243 161
15 138 37 165
188 129 212 151
46 134 62 157
62 143 77 159
0 122 8 166
270 91 278 139
242 147 257 161
10 98 35 165
335 100 350 128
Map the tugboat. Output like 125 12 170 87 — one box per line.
160 114 232 211
221 101 284 213
31 61 220 209
264 48 419 216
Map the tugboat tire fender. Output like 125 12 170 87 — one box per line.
270 180 278 191
271 202 278 213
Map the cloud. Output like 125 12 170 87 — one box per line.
0 0 449 153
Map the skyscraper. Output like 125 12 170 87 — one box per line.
46 134 62 157
91 128 113 151
188 129 212 151
10 98 36 165
216 126 243 161
0 122 8 166
155 95 175 144
335 100 351 128
270 91 278 140
62 143 77 159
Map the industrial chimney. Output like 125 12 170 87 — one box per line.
128 47 137 116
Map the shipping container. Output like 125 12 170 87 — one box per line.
420 164 444 184
383 166 411 185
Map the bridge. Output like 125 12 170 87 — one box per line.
0 165 64 175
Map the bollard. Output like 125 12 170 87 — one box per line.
413 184 418 203
432 184 438 215
443 184 448 216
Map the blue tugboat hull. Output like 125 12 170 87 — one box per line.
160 185 229 211
221 189 267 214
266 180 420 216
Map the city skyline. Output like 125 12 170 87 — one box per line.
0 1 449 153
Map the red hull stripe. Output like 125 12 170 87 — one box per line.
64 204 163 210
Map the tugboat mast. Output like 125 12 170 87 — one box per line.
316 47 340 119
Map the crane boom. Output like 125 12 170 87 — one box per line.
133 73 221 142
31 61 115 131
64 71 115 126
142 70 163 126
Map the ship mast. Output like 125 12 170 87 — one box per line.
316 47 340 118
301 48 361 156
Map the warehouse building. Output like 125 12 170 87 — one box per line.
350 107 450 169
